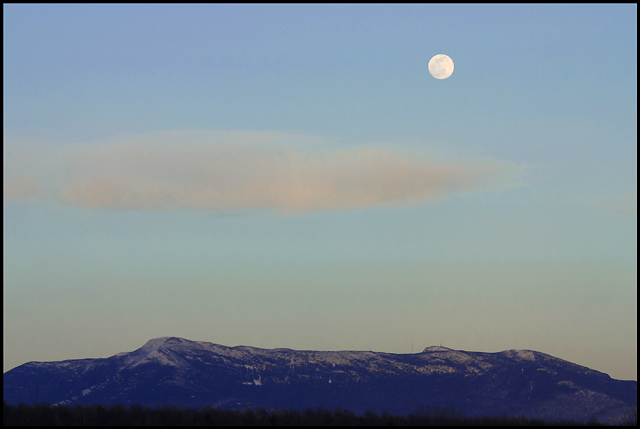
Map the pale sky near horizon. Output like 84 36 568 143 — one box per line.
3 4 637 380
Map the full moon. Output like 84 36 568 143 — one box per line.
428 54 454 79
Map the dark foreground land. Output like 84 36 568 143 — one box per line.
3 403 637 426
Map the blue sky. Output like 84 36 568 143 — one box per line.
3 4 637 380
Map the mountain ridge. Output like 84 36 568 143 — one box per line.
4 337 636 424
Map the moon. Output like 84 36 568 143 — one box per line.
428 54 454 80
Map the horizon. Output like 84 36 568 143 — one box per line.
3 4 637 382
5 335 637 382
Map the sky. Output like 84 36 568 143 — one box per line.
3 4 637 380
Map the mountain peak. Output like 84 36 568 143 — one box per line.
125 337 200 368
141 337 190 349
423 345 453 352
502 349 536 361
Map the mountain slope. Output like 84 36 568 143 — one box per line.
3 337 636 423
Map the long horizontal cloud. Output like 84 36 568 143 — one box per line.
4 130 523 213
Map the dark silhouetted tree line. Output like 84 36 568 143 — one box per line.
3 401 637 426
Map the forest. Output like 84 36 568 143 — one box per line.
3 402 637 426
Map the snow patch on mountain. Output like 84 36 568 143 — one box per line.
423 346 452 352
122 338 188 368
503 349 536 361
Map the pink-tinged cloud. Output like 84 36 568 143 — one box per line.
6 131 524 213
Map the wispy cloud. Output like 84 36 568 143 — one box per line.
4 130 523 214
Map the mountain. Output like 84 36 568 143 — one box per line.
3 337 636 423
